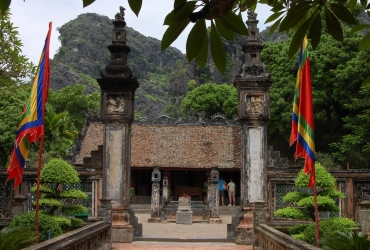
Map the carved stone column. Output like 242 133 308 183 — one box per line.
233 9 272 245
209 167 222 223
97 6 140 243
148 167 162 223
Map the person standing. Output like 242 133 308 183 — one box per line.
228 178 236 206
218 177 227 206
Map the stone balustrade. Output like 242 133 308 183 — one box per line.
255 224 320 250
24 221 111 250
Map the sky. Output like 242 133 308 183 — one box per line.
9 0 272 65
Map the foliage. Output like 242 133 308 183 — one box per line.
182 82 238 118
39 159 80 184
0 84 29 167
0 10 35 84
70 218 84 228
288 223 310 235
0 226 35 250
31 159 87 216
292 217 356 245
274 163 344 221
261 28 370 166
47 84 100 131
331 86 370 168
130 187 135 198
9 211 63 242
43 106 78 158
321 231 370 250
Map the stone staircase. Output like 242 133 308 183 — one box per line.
131 204 237 216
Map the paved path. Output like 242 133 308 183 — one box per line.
112 242 253 249
112 214 253 249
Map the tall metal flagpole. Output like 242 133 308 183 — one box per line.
35 135 44 243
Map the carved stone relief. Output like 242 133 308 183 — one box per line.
246 95 264 115
107 96 125 113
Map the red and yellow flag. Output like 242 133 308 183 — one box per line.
7 23 52 187
290 36 316 188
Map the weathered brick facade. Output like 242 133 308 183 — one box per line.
74 122 241 169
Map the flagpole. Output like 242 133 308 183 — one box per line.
312 172 320 248
35 135 44 244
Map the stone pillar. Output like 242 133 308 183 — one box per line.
209 167 222 223
97 6 140 243
148 167 162 222
233 9 272 245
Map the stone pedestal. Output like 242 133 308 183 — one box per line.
235 206 256 245
111 206 134 242
12 195 27 217
176 197 192 224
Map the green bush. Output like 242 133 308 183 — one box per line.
9 212 63 242
288 223 309 235
291 217 356 245
70 218 84 228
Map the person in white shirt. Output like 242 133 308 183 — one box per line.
227 179 236 206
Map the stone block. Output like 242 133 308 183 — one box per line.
176 211 193 224
178 197 191 211
235 228 255 245
111 227 134 242
359 210 370 234
227 224 235 238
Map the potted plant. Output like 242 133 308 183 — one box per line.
130 187 135 203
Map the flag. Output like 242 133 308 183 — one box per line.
290 36 315 188
7 23 52 187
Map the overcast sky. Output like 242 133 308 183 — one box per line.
9 0 272 64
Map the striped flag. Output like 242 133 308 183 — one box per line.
7 23 52 187
290 36 316 188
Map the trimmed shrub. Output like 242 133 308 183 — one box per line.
9 211 63 242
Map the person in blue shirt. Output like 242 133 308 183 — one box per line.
218 177 227 206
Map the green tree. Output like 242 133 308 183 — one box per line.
181 82 238 118
261 28 369 160
43 107 78 158
274 163 344 221
47 84 100 131
331 86 370 168
0 10 35 85
31 159 87 216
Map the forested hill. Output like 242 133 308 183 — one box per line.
50 13 184 117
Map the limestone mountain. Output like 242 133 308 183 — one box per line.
49 13 289 118
50 13 184 118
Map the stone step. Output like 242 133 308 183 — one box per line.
133 237 234 243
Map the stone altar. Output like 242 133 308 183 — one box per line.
176 196 192 224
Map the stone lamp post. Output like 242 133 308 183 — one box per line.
97 6 140 243
233 9 272 245
209 167 222 223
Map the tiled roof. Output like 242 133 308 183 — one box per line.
74 123 241 169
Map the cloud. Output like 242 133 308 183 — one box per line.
9 0 271 64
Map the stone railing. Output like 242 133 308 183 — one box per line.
24 221 111 250
255 224 320 250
